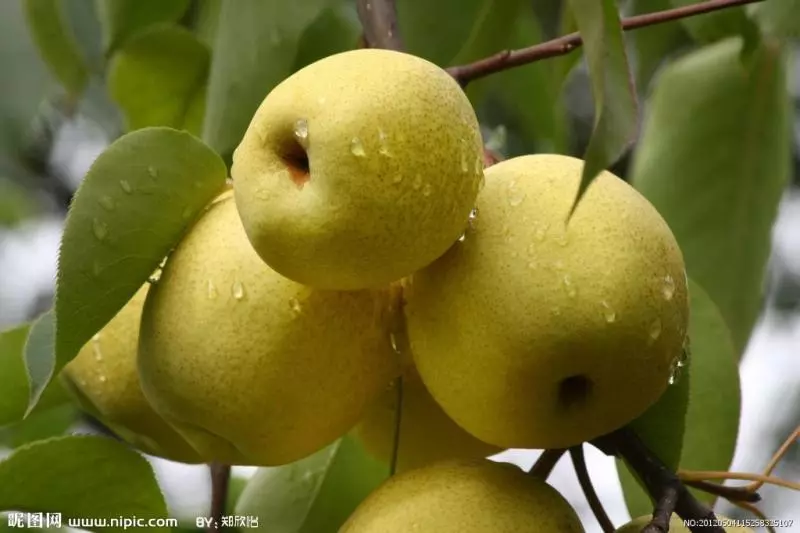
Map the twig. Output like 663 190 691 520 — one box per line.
592 427 726 533
682 479 761 503
642 484 679 533
529 448 566 479
207 462 231 533
389 375 404 476
745 425 798 492
446 0 765 86
356 0 404 51
570 445 614 533
679 470 800 491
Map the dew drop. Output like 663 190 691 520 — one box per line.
119 180 133 194
147 165 158 179
534 224 548 242
98 375 108 383
412 174 423 190
392 174 403 184
422 183 432 197
207 280 218 300
317 96 327 106
601 301 616 323
554 260 564 270
289 297 302 314
350 137 366 157
648 319 662 344
668 353 685 385
562 274 577 297
457 234 467 243
99 195 116 211
527 260 538 270
662 274 676 301
231 281 245 301
92 218 108 241
556 233 569 247
468 207 478 225
507 181 525 207
678 337 691 368
460 151 469 173
378 129 392 157
389 333 400 354
91 334 103 361
474 155 483 175
293 118 310 149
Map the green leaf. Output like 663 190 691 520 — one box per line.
566 0 638 207
236 436 389 533
292 2 360 71
193 0 222 48
631 37 790 354
96 0 190 54
477 4 570 154
54 128 227 395
0 403 78 449
0 325 32 426
627 0 692 93
618 279 740 515
23 0 89 96
749 0 800 39
23 310 56 414
202 0 333 157
670 0 758 43
0 435 168 532
108 26 210 135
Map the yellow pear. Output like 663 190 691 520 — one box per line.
61 284 202 463
616 514 754 532
232 48 484 290
138 194 401 466
340 459 585 532
405 154 689 449
353 365 502 473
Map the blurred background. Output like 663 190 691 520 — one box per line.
0 0 798 531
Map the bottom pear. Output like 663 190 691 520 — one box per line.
616 514 754 532
61 285 202 463
339 459 584 532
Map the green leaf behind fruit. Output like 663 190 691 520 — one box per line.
631 37 790 354
749 0 800 39
0 435 168 532
23 0 89 96
202 0 333 158
566 0 638 209
95 0 190 54
54 128 227 402
108 26 210 135
236 436 389 533
292 3 361 71
619 279 740 515
23 310 56 414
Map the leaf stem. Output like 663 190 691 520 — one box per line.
207 462 231 533
446 0 766 86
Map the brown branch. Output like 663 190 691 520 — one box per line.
356 0 404 51
682 479 761 503
529 448 566 479
642 484 679 533
570 445 615 533
592 427 726 533
446 0 766 86
207 462 231 533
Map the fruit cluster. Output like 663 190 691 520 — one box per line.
61 49 691 531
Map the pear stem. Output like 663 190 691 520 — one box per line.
592 427 726 533
389 375 404 476
445 0 765 87
207 462 231 533
356 0 404 51
570 445 615 533
528 448 566 480
642 484 679 533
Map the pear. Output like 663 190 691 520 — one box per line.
405 154 689 449
353 365 502 473
232 48 484 291
61 284 202 463
616 514 754 532
340 459 584 532
138 194 401 466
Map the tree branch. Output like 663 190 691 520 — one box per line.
570 445 615 533
592 427 726 533
682 479 761 503
446 0 766 86
642 484 679 533
207 462 231 533
357 0 404 51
